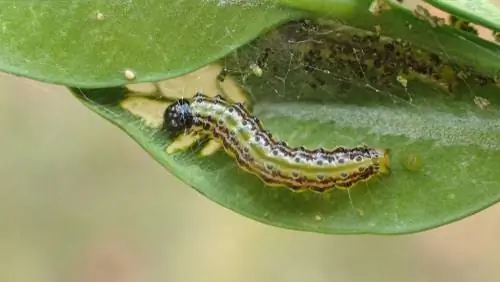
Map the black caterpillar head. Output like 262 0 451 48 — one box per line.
162 98 193 134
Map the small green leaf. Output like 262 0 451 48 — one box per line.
0 0 300 87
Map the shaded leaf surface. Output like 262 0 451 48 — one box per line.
287 0 500 77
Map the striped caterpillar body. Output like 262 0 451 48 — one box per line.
162 93 390 192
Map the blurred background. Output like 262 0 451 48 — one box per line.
2 2 500 281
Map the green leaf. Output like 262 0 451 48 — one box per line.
0 0 301 87
13 0 500 234
425 0 500 32
68 17 500 234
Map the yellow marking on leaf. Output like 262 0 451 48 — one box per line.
126 83 159 94
200 140 223 157
119 96 167 128
166 133 200 154
157 65 223 99
216 66 251 107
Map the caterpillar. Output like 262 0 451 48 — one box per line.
162 93 390 192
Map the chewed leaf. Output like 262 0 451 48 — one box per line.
69 60 500 234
